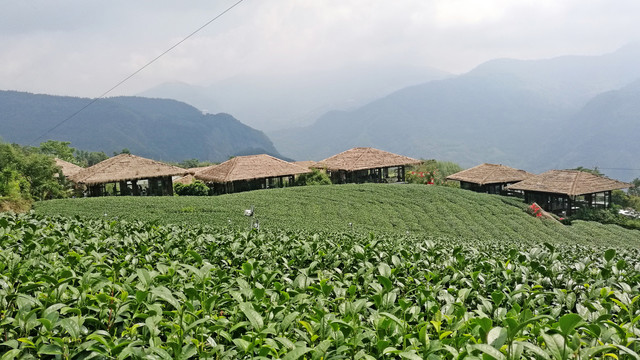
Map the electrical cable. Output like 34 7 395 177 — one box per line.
30 0 246 145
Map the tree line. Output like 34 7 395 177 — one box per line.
0 140 109 210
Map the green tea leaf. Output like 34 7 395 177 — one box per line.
378 263 391 278
282 346 313 360
558 313 582 335
604 249 616 262
240 302 264 330
469 344 506 360
38 344 63 355
487 327 507 349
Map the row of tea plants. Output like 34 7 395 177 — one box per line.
34 184 640 247
1 212 639 359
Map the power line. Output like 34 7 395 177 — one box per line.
30 0 246 145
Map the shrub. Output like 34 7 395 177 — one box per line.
406 159 462 186
174 180 210 196
570 206 640 231
295 168 331 186
612 189 640 211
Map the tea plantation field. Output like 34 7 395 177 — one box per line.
1 212 640 359
35 184 640 247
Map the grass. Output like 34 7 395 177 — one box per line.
35 184 640 247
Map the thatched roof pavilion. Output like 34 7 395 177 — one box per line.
195 154 311 194
293 161 318 170
446 163 535 195
54 158 83 178
506 170 631 215
173 165 217 185
70 154 188 197
187 165 217 175
173 174 197 185
314 147 421 184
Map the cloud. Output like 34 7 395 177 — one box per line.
0 0 639 97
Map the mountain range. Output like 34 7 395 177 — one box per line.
3 44 640 181
139 64 450 130
0 91 281 162
269 43 640 181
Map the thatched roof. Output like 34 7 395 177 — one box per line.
54 158 83 178
506 170 631 196
314 147 422 172
173 174 196 185
70 154 188 185
446 163 535 185
195 154 311 183
187 165 217 175
294 161 318 170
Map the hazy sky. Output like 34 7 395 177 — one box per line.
1 0 639 97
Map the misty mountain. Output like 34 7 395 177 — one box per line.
538 80 640 181
0 91 281 162
270 43 640 180
139 64 450 131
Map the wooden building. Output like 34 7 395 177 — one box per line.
69 154 188 197
446 163 534 195
506 170 631 216
314 147 421 184
293 161 317 170
195 154 311 194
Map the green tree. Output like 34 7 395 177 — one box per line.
74 149 108 167
174 180 210 196
572 166 603 176
629 178 640 197
177 158 216 169
295 169 331 186
114 148 131 156
0 142 67 202
39 140 76 162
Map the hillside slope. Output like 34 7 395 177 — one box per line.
35 184 640 247
0 91 281 162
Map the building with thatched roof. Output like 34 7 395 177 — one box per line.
173 174 197 185
187 165 217 175
293 161 317 170
70 154 188 197
173 165 217 185
314 147 421 184
446 163 535 195
506 170 631 215
54 158 83 178
195 154 311 194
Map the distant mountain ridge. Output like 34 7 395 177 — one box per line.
270 43 640 181
139 64 450 130
0 91 281 162
539 80 640 181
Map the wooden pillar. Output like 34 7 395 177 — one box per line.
119 181 129 196
399 165 405 182
131 180 139 196
586 193 593 208
162 177 173 196
567 196 573 216
89 185 100 197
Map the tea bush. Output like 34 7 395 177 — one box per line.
1 212 640 359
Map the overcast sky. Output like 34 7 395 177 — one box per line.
1 0 639 97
